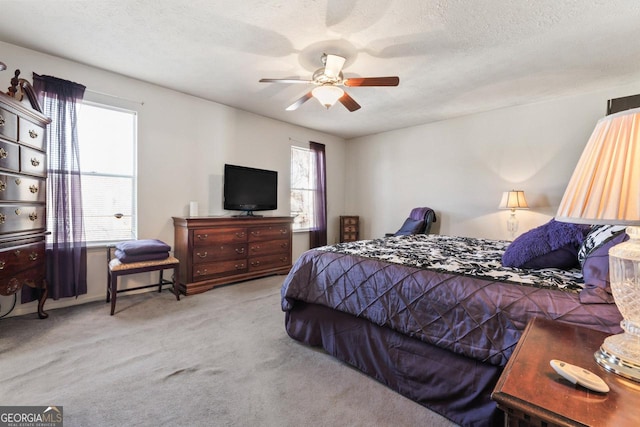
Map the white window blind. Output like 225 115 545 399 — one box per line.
290 145 315 231
49 102 137 243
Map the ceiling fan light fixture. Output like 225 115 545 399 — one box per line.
312 85 344 109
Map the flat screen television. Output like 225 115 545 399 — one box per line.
223 164 278 216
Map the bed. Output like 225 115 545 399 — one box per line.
280 226 624 427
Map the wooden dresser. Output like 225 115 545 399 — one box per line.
0 88 51 318
339 215 359 242
172 216 293 295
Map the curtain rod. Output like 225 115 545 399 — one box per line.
85 88 144 106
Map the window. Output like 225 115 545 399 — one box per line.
290 146 315 231
49 102 137 243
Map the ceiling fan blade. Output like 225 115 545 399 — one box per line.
259 78 313 84
343 76 400 87
286 92 314 111
324 54 346 79
339 92 361 112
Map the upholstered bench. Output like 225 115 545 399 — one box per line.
107 247 180 315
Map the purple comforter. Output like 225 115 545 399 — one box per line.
281 235 622 367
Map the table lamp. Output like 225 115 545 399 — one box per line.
499 190 529 239
556 106 640 381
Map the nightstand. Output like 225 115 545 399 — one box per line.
492 317 640 427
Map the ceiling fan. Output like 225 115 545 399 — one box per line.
259 53 399 112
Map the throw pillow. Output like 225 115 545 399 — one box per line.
521 245 580 270
579 230 629 304
577 225 627 267
394 218 425 236
502 219 590 269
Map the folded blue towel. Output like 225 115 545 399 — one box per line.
115 249 169 263
115 239 171 255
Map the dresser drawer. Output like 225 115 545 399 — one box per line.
192 243 247 264
248 224 291 242
0 241 45 273
0 241 45 296
0 108 18 141
249 239 289 257
0 140 20 173
0 173 46 203
0 264 46 295
18 117 45 150
192 227 247 246
20 146 46 177
248 253 291 272
0 205 46 234
193 259 247 280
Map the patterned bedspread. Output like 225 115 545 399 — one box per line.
281 234 622 366
319 234 585 291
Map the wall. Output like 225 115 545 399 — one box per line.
345 81 640 241
1 41 346 317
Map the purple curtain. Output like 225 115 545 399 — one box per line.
309 141 327 248
24 74 88 302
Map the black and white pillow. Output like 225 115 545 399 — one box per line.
577 225 627 267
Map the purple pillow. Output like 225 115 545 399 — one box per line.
521 244 579 270
115 239 171 255
579 231 629 304
394 218 425 236
502 219 590 269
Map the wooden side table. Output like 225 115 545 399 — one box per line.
492 317 640 427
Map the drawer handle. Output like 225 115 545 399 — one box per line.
0 260 4 269
280 228 288 234
235 232 245 238
29 129 38 139
6 278 20 294
0 114 4 127
14 250 21 256
31 158 40 167
0 213 5 223
15 208 21 215
235 264 244 270
15 178 21 185
251 261 260 267
251 231 261 237
280 256 289 262
195 269 208 276
29 184 38 193
29 212 38 221
235 247 245 254
0 180 5 191
0 147 7 159
196 234 208 240
252 245 260 252
280 242 288 248
196 251 207 258
29 252 38 261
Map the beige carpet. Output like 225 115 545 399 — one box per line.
0 276 458 427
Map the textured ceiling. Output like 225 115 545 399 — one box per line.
1 0 640 139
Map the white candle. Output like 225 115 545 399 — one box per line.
189 201 198 217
